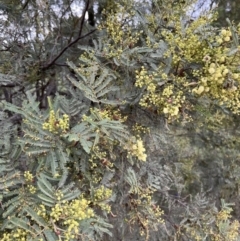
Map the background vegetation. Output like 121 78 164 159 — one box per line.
1 0 240 240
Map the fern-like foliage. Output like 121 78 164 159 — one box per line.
66 108 129 149
1 170 83 240
54 88 89 118
67 60 122 105
1 86 134 240
3 93 70 179
0 111 23 222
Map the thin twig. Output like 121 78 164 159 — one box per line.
41 29 96 70
78 0 91 37
22 0 30 10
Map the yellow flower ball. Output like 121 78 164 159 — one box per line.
196 86 204 95
222 69 229 76
221 29 227 36
210 63 216 68
219 56 225 63
217 38 223 44
201 78 207 84
224 36 230 42
233 73 239 79
205 87 210 92
208 67 215 74
163 107 168 114
172 106 179 116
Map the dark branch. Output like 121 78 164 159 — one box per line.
22 0 30 10
7 114 22 124
41 29 96 70
78 0 91 37
0 46 12 52
41 0 94 71
0 83 17 87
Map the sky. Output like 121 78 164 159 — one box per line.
187 0 218 19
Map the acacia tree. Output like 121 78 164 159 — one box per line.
1 0 240 240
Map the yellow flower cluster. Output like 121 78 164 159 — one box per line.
93 185 113 212
135 67 157 105
162 85 185 118
193 61 230 96
214 208 240 241
23 171 36 194
67 198 94 220
135 67 185 121
185 205 240 241
27 184 36 194
191 41 240 113
89 146 113 172
226 220 240 241
216 28 232 44
24 171 33 182
42 110 69 134
97 107 127 122
55 190 64 201
162 15 213 64
98 1 140 58
50 203 63 221
132 123 150 135
36 204 47 219
50 197 94 241
65 199 94 240
135 66 157 90
206 63 228 85
216 209 231 222
127 187 164 238
1 228 27 241
154 10 240 115
128 138 147 162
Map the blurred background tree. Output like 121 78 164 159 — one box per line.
194 0 240 26
216 0 240 26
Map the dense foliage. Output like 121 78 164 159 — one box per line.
1 0 240 240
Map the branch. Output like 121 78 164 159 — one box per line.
0 83 17 87
22 0 30 10
0 46 12 52
41 0 94 71
78 0 91 37
41 29 96 70
8 114 22 124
